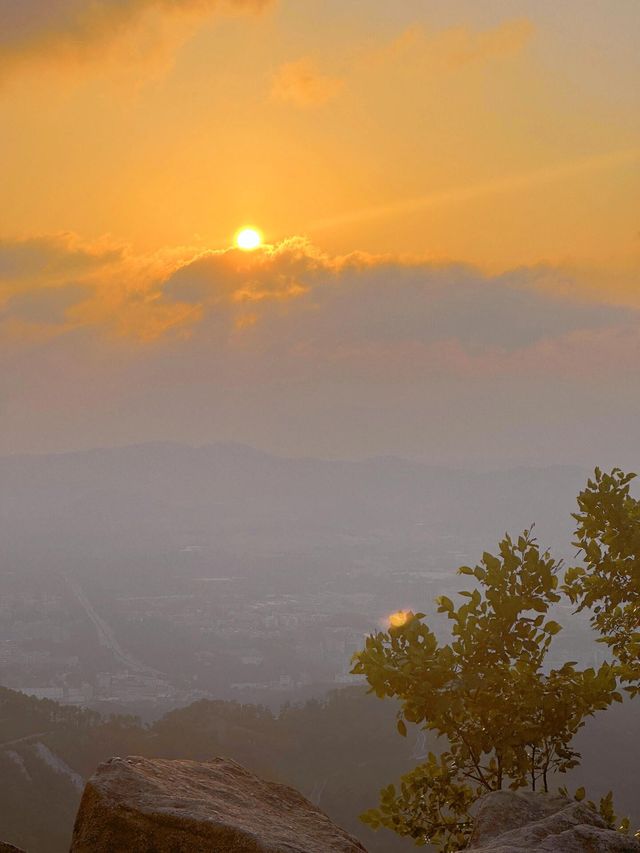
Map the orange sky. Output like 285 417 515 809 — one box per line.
1 0 639 464
1 0 638 270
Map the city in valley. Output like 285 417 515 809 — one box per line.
0 444 602 717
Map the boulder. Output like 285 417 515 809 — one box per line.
70 755 368 852
468 790 640 852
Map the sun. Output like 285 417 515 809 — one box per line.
235 227 263 251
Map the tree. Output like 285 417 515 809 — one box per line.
352 529 620 851
564 467 640 697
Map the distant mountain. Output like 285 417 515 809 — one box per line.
0 442 588 583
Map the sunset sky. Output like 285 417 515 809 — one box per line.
1 0 639 467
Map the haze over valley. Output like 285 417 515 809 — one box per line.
0 443 597 713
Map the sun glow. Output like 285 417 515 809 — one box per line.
236 227 263 251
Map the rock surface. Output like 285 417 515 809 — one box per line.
70 755 368 852
468 790 640 852
0 844 25 852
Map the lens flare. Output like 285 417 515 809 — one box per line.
388 610 409 628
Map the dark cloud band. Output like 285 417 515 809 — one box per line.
0 0 272 69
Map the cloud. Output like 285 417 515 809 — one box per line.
0 232 184 342
0 0 272 78
4 283 91 324
370 18 535 71
0 231 636 369
1 230 638 462
267 19 532 112
162 246 631 360
270 58 343 107
0 233 122 283
435 17 535 67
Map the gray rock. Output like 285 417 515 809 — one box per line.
70 755 368 852
468 790 640 852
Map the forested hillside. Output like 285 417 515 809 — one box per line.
0 686 418 852
1 684 638 852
